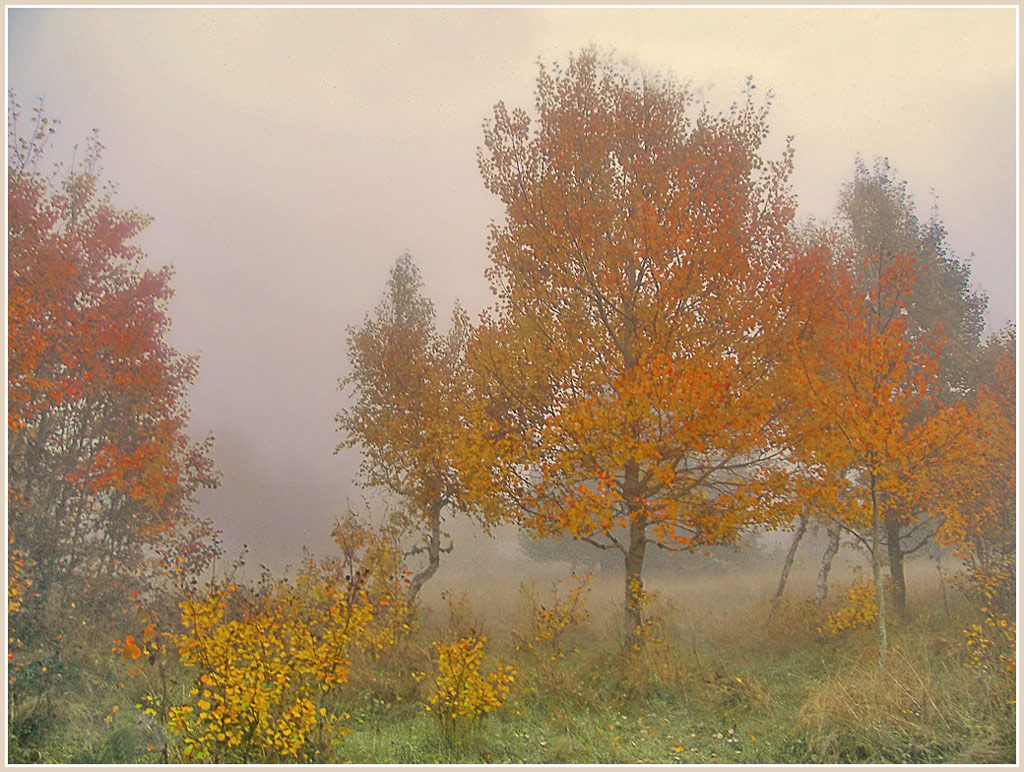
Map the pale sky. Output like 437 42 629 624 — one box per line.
7 7 1017 571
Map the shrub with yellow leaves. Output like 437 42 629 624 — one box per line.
327 515 416 652
959 557 1015 705
819 572 878 637
157 515 412 763
163 576 361 763
419 634 516 739
515 572 594 660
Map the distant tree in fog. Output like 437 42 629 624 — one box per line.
337 253 481 601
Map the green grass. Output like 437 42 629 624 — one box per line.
328 591 1014 764
328 565 1015 765
8 563 1016 764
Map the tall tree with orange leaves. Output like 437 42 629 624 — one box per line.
788 249 978 665
459 50 809 642
836 158 989 616
7 98 220 650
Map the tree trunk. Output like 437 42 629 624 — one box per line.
870 474 889 669
622 460 647 647
623 516 648 647
407 499 444 604
885 508 907 620
815 519 841 607
769 512 808 620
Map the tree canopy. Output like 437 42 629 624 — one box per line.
458 50 816 638
7 99 220 650
336 253 475 600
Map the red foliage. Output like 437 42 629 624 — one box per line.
8 104 219 643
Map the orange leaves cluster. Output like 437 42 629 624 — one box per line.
464 50 803 564
8 105 220 639
118 634 142 660
113 624 159 662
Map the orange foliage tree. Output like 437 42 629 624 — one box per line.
787 250 978 665
836 158 989 615
459 50 809 641
337 253 477 601
936 327 1015 684
936 327 1016 575
7 98 219 651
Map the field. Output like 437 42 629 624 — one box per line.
8 553 1015 765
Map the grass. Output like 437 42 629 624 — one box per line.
8 559 1016 764
326 563 1015 764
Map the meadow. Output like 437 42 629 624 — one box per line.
9 552 1015 765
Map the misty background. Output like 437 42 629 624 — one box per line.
7 8 1016 583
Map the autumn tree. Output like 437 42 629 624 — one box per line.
460 50 808 642
7 98 220 656
336 253 476 602
937 327 1015 577
936 327 1016 685
789 250 977 665
767 223 848 612
836 157 988 616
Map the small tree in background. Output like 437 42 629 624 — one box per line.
337 253 480 602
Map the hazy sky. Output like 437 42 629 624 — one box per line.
7 7 1017 570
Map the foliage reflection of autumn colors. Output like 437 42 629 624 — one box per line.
7 49 1015 764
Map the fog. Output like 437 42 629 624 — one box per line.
7 8 1017 576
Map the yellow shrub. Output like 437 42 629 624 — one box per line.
961 560 1016 703
515 572 593 660
160 516 412 763
964 617 1016 678
421 634 515 737
819 579 877 637
165 577 362 762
